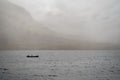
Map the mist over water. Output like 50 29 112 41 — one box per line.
0 0 120 49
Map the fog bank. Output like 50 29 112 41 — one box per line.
0 0 120 50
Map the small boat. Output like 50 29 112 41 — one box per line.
26 55 39 58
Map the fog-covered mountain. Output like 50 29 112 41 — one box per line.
0 0 68 50
0 0 120 50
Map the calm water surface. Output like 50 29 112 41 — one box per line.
0 50 120 80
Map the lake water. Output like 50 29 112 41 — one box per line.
0 50 120 80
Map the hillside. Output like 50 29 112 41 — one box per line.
0 0 120 50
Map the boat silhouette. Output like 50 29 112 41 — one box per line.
26 55 39 58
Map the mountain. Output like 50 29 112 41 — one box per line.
0 0 119 50
0 0 63 50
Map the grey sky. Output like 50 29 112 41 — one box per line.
8 0 120 43
0 0 120 49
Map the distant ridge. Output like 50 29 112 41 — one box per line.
0 0 120 50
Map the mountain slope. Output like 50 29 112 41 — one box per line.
0 0 120 50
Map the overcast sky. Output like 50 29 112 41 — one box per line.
7 0 120 44
0 0 120 49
